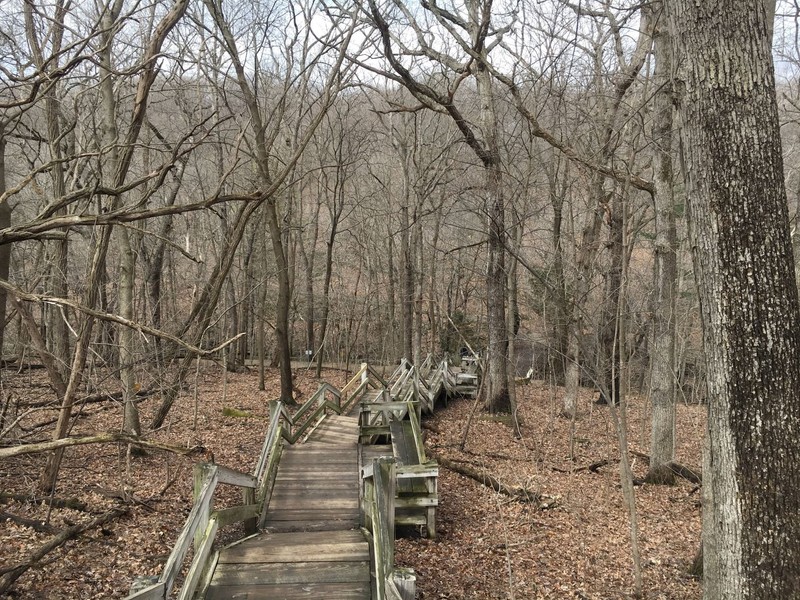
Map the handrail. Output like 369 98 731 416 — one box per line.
124 452 266 599
361 457 415 600
407 405 427 465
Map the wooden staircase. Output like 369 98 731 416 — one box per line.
204 415 371 599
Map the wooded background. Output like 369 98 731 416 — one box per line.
1 1 799 596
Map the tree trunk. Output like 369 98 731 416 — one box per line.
413 215 423 366
401 203 413 363
562 191 604 417
476 59 511 414
315 211 338 378
645 3 678 485
25 0 71 380
547 157 569 386
0 133 11 358
100 0 141 438
387 227 398 360
266 200 295 403
666 1 800 596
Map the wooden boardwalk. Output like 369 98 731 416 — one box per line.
204 415 371 599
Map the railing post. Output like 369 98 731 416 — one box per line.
242 485 256 535
192 463 214 552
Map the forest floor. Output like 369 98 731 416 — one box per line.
0 365 703 599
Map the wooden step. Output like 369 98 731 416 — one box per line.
205 581 370 599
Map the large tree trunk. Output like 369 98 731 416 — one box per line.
597 186 624 406
645 3 678 485
666 1 800 596
476 59 511 414
413 215 423 366
100 0 141 438
25 0 71 380
547 156 569 386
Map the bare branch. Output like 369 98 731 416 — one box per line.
2 282 244 357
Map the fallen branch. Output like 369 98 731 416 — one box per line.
0 506 127 595
435 454 541 503
665 462 702 485
630 450 703 485
0 432 206 460
0 492 88 512
21 387 156 409
551 458 613 474
0 510 57 534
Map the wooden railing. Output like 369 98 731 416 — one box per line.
361 457 415 600
124 364 378 600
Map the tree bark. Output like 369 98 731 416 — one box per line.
0 132 11 358
666 1 800 596
645 3 678 485
474 38 511 414
24 0 70 380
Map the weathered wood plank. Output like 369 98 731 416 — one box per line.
245 530 365 544
214 504 259 527
218 542 368 564
263 509 360 522
268 498 358 510
274 472 358 481
216 465 258 488
177 517 218 600
212 560 369 585
162 466 218 593
278 458 359 467
270 489 356 498
122 581 164 600
205 581 370 599
262 520 360 532
394 496 438 507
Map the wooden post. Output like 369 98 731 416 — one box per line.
393 568 417 600
242 485 256 535
193 463 214 552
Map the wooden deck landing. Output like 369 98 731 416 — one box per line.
204 415 370 599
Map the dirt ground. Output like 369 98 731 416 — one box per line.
0 366 703 599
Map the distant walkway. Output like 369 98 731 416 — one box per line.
204 414 370 599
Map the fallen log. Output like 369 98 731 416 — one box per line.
0 492 87 512
551 458 613 474
434 454 541 503
0 432 206 460
0 506 127 595
630 450 703 485
0 510 57 534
